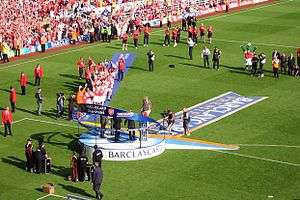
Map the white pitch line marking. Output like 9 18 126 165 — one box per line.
236 144 300 148
212 150 300 167
36 194 51 200
25 118 85 129
12 118 28 124
36 193 67 200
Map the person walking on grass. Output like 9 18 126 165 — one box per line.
92 162 104 200
34 64 44 86
202 46 211 68
2 107 13 137
35 88 44 115
19 72 28 95
9 86 17 113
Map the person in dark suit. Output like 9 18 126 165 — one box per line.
77 151 88 182
113 117 122 142
124 111 136 140
92 145 103 166
25 138 34 172
147 50 155 72
34 140 47 174
92 162 103 200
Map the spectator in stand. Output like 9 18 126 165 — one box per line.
19 72 28 95
2 107 13 137
9 86 17 113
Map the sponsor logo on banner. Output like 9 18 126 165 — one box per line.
103 140 165 161
150 92 268 135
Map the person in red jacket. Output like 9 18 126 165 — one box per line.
118 56 126 81
34 64 44 86
199 23 206 43
207 26 213 44
133 29 139 49
122 32 128 51
143 25 151 47
77 57 85 80
9 86 17 113
19 72 28 95
2 107 13 137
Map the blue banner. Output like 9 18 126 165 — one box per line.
149 92 268 135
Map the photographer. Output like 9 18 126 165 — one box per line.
166 110 175 134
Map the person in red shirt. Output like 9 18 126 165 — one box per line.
163 27 170 47
118 56 126 81
199 23 206 43
19 72 28 95
9 86 17 113
133 29 139 49
143 24 151 47
34 64 44 86
192 26 198 44
77 57 85 80
2 107 13 137
172 28 178 47
207 26 213 44
122 32 128 51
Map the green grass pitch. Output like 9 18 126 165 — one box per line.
0 1 300 199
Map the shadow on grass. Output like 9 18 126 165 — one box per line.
165 54 189 60
58 183 95 199
51 164 70 179
16 107 37 115
63 81 84 92
59 73 79 80
30 131 81 152
130 65 148 72
105 45 120 50
179 62 211 69
0 88 11 93
1 156 25 170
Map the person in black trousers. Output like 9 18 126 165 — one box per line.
187 38 195 60
251 53 259 76
92 162 104 200
212 47 222 70
77 151 88 182
147 50 155 72
113 117 122 142
124 112 136 140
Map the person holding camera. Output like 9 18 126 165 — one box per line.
166 110 175 134
147 50 155 72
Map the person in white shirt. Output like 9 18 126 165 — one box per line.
187 37 195 60
202 46 211 68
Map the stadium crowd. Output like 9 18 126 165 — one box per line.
0 0 229 61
